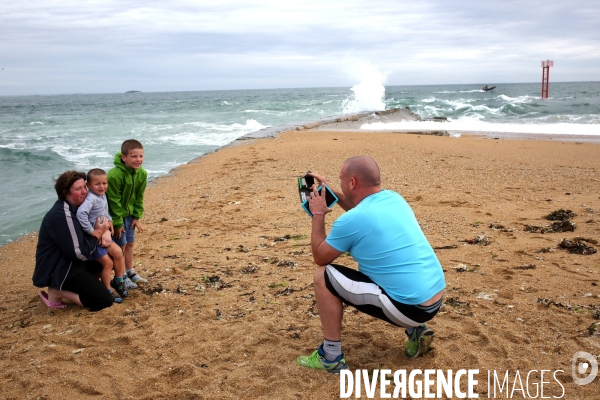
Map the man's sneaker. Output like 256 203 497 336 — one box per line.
110 279 129 298
405 325 435 358
123 276 138 289
109 290 122 304
129 273 148 284
296 344 348 373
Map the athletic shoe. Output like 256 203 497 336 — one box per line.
110 279 129 298
109 290 123 304
123 276 138 289
296 344 348 373
129 273 148 284
405 325 435 358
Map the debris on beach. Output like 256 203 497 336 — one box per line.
540 247 556 253
545 209 576 221
276 260 298 268
537 297 573 310
525 224 550 233
202 275 231 290
489 223 517 232
275 287 297 296
445 297 470 308
241 264 259 274
433 244 458 250
444 297 471 315
454 263 468 272
272 234 307 242
477 292 496 301
514 264 536 270
524 220 576 233
463 235 491 246
237 245 250 253
550 220 577 232
588 322 600 336
558 238 598 255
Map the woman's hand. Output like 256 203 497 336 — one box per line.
90 216 110 242
100 230 113 247
95 215 109 234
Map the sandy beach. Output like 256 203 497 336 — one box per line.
1 128 600 399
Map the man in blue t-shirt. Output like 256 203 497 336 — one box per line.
296 156 446 373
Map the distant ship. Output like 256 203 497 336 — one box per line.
125 90 142 93
481 85 496 91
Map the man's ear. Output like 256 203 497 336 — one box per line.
350 177 357 189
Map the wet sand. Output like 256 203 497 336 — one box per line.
1 129 600 399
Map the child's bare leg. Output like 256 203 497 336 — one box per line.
108 242 125 278
97 254 114 290
123 242 134 273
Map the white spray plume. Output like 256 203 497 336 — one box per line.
342 62 388 114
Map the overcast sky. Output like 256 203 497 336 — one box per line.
1 0 599 95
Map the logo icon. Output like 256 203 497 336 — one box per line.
572 351 598 385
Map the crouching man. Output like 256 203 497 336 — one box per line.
296 156 446 373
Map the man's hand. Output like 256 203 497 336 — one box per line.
307 172 328 187
131 219 144 233
307 183 332 216
108 220 114 236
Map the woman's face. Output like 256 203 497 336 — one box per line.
65 178 88 207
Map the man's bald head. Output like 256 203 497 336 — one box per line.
342 156 381 187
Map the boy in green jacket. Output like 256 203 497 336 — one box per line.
107 139 148 289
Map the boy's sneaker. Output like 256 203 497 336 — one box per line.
405 325 435 358
110 279 129 298
123 276 138 289
296 344 348 373
109 290 122 304
129 273 148 284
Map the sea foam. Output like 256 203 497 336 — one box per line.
342 63 387 114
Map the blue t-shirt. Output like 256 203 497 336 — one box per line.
326 190 445 305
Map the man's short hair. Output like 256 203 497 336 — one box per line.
344 156 381 187
121 139 144 156
86 168 106 182
54 170 87 200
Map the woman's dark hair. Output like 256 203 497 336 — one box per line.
54 170 87 200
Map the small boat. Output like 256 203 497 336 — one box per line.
481 85 496 91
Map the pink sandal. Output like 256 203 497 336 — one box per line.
39 291 67 309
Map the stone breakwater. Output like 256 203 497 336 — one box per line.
237 107 449 140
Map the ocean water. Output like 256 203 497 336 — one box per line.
1 81 599 244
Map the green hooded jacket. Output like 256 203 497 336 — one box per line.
107 152 148 230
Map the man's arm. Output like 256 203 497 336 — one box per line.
311 215 342 266
308 181 342 266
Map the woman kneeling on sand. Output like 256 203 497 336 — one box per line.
32 171 114 311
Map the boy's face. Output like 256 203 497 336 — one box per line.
121 148 144 170
87 174 108 196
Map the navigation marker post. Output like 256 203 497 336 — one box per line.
541 60 553 98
